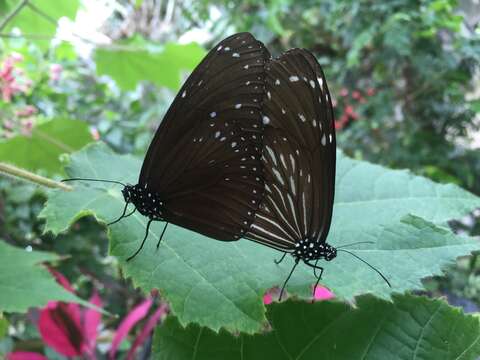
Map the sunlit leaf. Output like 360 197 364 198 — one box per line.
0 118 92 175
94 42 206 91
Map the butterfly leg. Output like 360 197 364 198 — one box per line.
279 258 300 301
156 222 169 249
127 219 153 262
108 203 135 226
107 202 129 225
274 252 287 265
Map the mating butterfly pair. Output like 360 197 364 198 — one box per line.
65 33 390 298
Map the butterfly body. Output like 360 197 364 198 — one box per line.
293 240 337 263
122 184 165 221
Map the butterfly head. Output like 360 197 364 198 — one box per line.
122 183 164 220
294 239 337 262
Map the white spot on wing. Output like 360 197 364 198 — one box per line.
181 90 186 98
321 134 327 146
309 80 315 88
262 115 270 124
289 75 299 82
244 65 249 69
298 113 306 122
224 47 231 51
235 104 242 109
232 52 240 58
210 112 217 118
275 79 280 85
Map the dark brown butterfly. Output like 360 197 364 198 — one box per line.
64 33 271 260
244 49 390 298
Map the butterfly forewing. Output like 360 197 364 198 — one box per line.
139 33 271 240
246 49 336 250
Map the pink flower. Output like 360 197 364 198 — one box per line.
367 87 376 96
352 90 361 100
339 88 349 97
313 286 334 300
110 298 168 360
10 52 23 63
90 127 100 141
263 293 273 305
49 63 63 82
0 55 30 102
7 351 48 360
37 269 102 359
15 105 37 117
20 119 34 136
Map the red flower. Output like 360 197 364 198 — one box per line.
339 88 349 97
352 90 361 100
344 105 359 120
367 87 376 96
37 269 102 359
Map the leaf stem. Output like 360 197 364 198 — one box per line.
0 162 72 191
0 0 29 32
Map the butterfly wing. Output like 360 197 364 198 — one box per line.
139 33 271 240
246 49 336 251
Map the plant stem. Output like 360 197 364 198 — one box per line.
0 0 29 32
0 162 72 191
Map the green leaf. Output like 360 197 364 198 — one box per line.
0 240 86 313
0 315 8 339
153 294 480 360
2 0 79 44
94 42 206 91
0 118 92 176
39 143 480 333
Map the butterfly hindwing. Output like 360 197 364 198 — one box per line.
246 49 336 250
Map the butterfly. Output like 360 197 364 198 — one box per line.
244 48 391 299
64 33 271 260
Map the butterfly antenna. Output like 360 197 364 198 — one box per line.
337 249 391 287
279 258 300 301
156 222 169 249
337 241 374 249
127 219 153 262
61 178 127 187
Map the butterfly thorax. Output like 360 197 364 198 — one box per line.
293 239 337 262
122 184 165 220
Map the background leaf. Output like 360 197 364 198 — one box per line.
152 294 480 360
94 42 206 91
0 118 92 175
1 0 79 42
39 143 480 333
0 241 87 313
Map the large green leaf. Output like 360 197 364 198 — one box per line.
1 0 79 40
94 42 206 91
0 118 92 175
152 294 480 360
39 143 480 333
0 240 87 313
